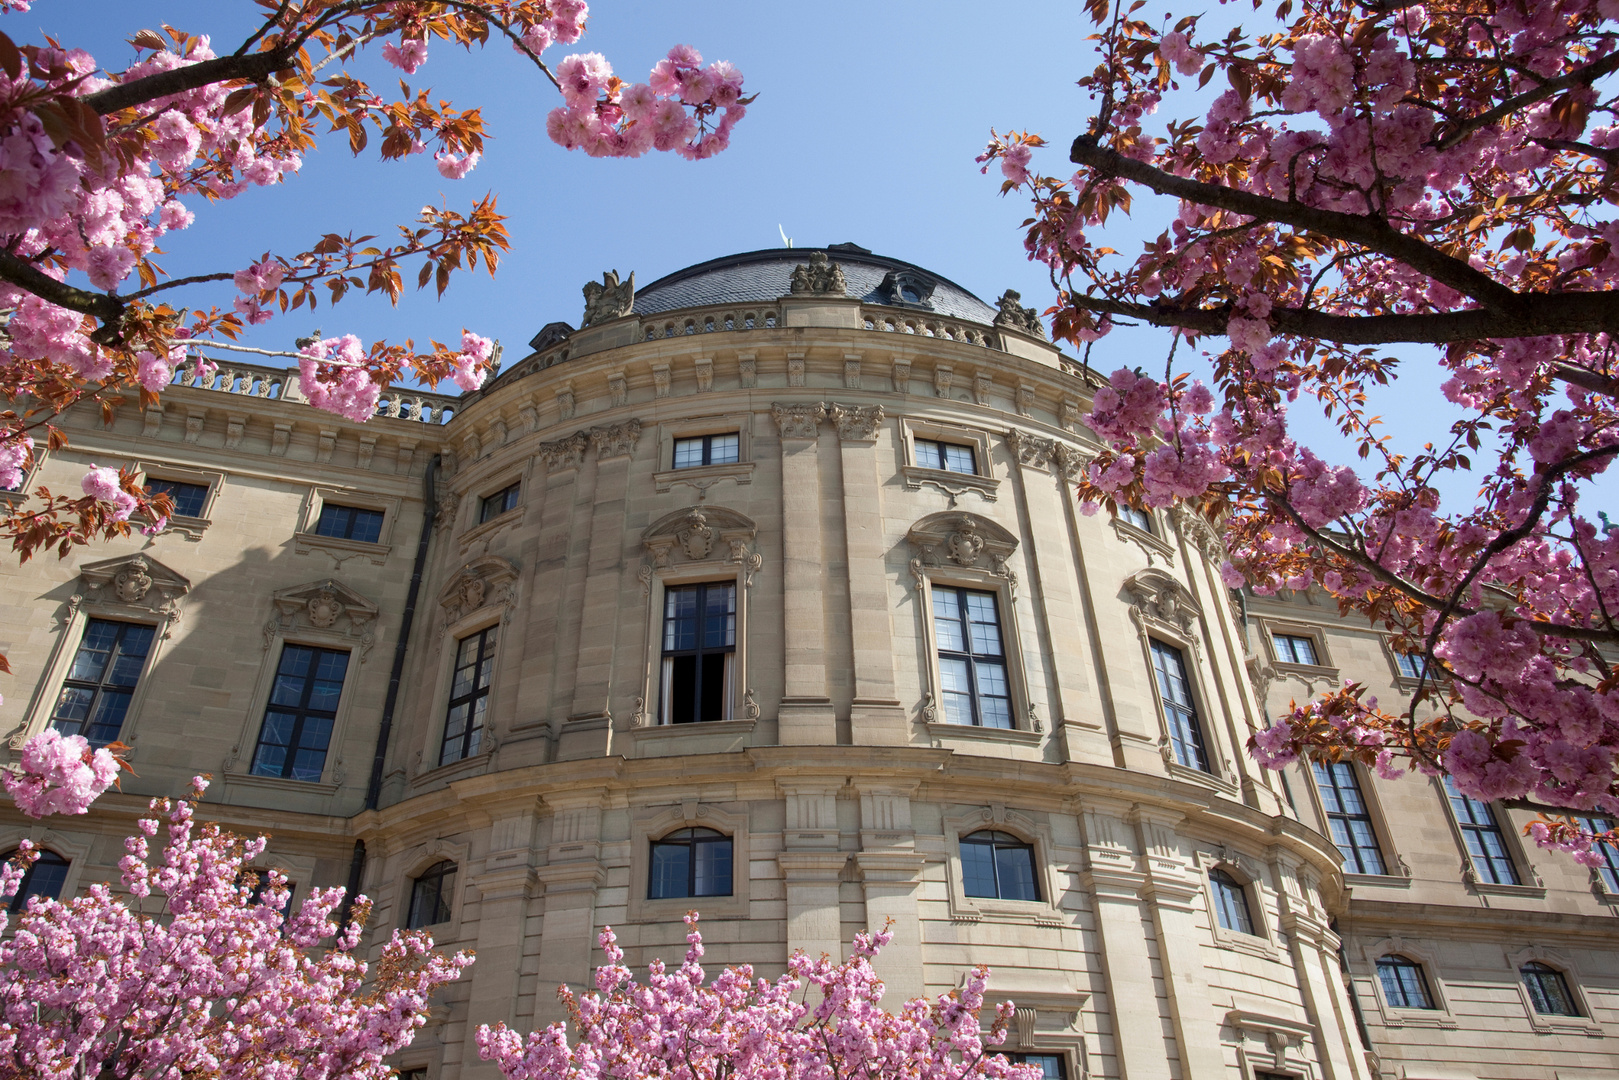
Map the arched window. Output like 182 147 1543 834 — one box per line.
1375 955 1436 1009
1208 868 1255 935
649 827 732 899
960 830 1040 901
6 850 69 913
1521 961 1580 1017
406 860 457 930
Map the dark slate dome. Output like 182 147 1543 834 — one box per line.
632 243 999 324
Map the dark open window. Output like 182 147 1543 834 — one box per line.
251 645 349 781
51 619 155 746
5 850 68 913
145 478 208 517
915 438 976 474
1272 633 1319 665
1521 961 1579 1016
406 860 456 929
933 586 1011 728
673 433 739 468
1149 640 1209 771
314 502 384 543
660 582 735 724
1209 868 1255 935
441 627 497 764
1376 955 1436 1009
1313 761 1386 875
479 482 520 524
960 830 1040 901
648 827 733 899
1442 777 1520 885
1575 816 1619 891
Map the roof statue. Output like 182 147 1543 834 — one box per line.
993 289 1046 338
788 251 846 296
582 269 635 327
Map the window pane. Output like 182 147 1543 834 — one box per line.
147 479 208 517
1275 634 1319 665
673 437 705 469
693 838 733 897
941 443 976 474
1210 870 1254 934
668 655 697 725
709 434 740 464
961 839 998 897
995 844 1039 901
67 620 118 682
8 851 70 913
650 843 690 899
1017 1056 1064 1080
965 592 1003 655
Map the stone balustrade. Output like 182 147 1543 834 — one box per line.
168 357 457 424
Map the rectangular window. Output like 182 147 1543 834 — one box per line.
673 433 740 468
1149 639 1210 770
1273 632 1319 665
1442 777 1520 885
932 586 1012 728
660 582 736 723
314 503 384 544
1394 651 1427 679
915 438 977 474
50 619 155 746
479 483 520 524
250 645 350 781
1574 816 1619 892
1119 505 1152 533
441 627 497 764
1013 1055 1066 1080
145 478 209 518
1312 761 1386 874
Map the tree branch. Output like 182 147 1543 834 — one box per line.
1436 49 1619 150
83 50 292 116
0 250 122 323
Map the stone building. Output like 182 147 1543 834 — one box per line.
1 244 1613 1080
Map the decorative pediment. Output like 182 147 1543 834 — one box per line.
906 512 1020 589
438 555 520 625
1124 568 1202 639
78 552 190 610
643 505 759 569
268 579 379 659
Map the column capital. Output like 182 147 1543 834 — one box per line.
828 402 885 442
772 401 825 440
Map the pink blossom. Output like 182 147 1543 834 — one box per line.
1 729 120 818
557 52 613 104
382 37 429 74
298 334 383 422
435 149 481 179
1159 31 1204 76
1001 144 1033 184
0 434 32 490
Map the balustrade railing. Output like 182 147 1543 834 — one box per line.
169 358 456 424
643 306 780 341
860 308 995 347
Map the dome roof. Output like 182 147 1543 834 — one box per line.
632 243 999 324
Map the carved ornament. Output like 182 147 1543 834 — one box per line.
828 402 884 442
269 578 380 661
993 289 1046 338
905 511 1020 594
1004 429 1057 470
1123 567 1202 645
788 251 847 296
438 555 520 626
642 505 761 583
540 431 589 472
75 553 190 638
588 419 641 459
581 269 634 327
771 402 825 441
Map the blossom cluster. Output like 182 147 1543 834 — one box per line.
546 44 747 160
0 728 120 818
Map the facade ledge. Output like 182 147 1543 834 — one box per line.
900 465 999 503
220 769 342 797
922 721 1041 746
652 461 755 496
293 531 391 567
1344 871 1413 890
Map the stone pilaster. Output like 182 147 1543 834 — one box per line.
778 779 845 959
772 403 835 744
855 781 923 1001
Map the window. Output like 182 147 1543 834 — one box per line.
660 582 736 724
1209 868 1255 935
1118 504 1152 533
5 850 68 913
1393 651 1428 679
1442 777 1520 885
244 870 296 918
397 1070 428 1080
50 619 155 746
250 645 349 781
146 478 209 518
1520 962 1579 1016
1574 816 1619 891
1149 640 1210 771
406 861 456 929
1375 955 1436 1009
915 438 977 474
1312 762 1386 874
960 830 1040 901
1272 633 1319 665
314 502 384 544
648 827 733 899
441 627 496 764
479 482 520 524
933 586 1012 728
1012 1055 1065 1080
673 433 740 468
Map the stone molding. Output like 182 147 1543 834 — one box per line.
827 402 885 442
266 578 380 662
539 431 589 472
438 555 520 627
771 402 825 441
588 419 640 459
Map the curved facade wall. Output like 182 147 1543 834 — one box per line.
1 248 1613 1080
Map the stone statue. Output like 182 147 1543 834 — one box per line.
993 289 1046 338
582 270 635 327
788 251 846 296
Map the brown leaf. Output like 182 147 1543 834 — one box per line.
0 31 21 81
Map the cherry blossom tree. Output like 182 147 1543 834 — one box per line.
0 1 747 563
478 913 1042 1080
0 729 473 1079
979 0 1619 859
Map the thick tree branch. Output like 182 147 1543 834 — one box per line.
1436 49 1619 150
83 51 292 116
1069 139 1526 313
0 250 122 323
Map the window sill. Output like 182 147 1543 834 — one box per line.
146 513 210 542
1467 879 1546 900
653 461 755 495
1344 871 1413 890
410 751 493 789
221 770 342 796
954 895 1060 923
632 718 757 757
1378 1009 1458 1030
1211 927 1281 961
1110 516 1175 564
294 531 391 567
457 508 521 549
1166 760 1240 797
901 465 999 502
923 720 1041 746
1270 660 1339 684
1526 1014 1604 1037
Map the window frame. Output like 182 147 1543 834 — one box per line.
1195 852 1279 957
958 829 1042 901
5 849 70 913
1374 954 1437 1011
1308 759 1397 878
440 625 498 766
658 580 739 725
627 804 751 920
912 564 1036 747
653 414 756 496
478 481 522 525
1257 618 1336 677
898 417 999 502
0 439 41 503
404 859 459 930
1357 938 1457 1028
248 643 353 783
672 432 742 470
136 460 224 540
930 584 1016 730
634 557 755 751
294 486 399 564
1148 637 1212 773
912 436 979 475
48 617 158 747
1574 815 1619 895
1507 948 1601 1034
647 826 735 900
942 807 1059 921
1437 776 1541 894
1208 867 1257 936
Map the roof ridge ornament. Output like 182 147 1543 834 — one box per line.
582 269 635 327
877 268 935 310
994 289 1046 338
788 251 846 296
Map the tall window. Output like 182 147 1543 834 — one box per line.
1442 777 1519 885
1312 761 1386 874
915 438 977 474
1521 962 1579 1016
1375 955 1436 1009
1149 640 1209 771
960 830 1040 901
648 827 733 899
1574 816 1619 891
933 586 1012 728
145 478 208 517
479 482 520 524
1012 1055 1065 1080
406 861 456 929
673 433 739 468
1393 651 1428 680
441 627 497 764
660 583 736 724
251 645 350 781
314 503 384 543
51 619 155 746
1117 504 1152 532
5 850 68 913
1208 868 1255 934
1272 632 1319 665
